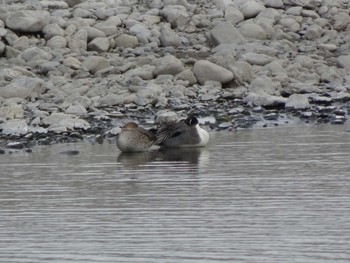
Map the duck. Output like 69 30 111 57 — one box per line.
116 122 156 152
155 116 209 148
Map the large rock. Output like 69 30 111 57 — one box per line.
244 92 287 107
21 47 53 62
1 119 29 135
337 55 350 72
193 60 234 85
225 6 244 25
81 56 110 74
239 1 264 19
42 113 90 132
153 55 185 76
0 104 24 119
285 94 310 109
160 5 190 28
239 23 267 40
0 77 45 99
68 29 88 50
6 10 50 33
87 37 110 52
211 22 246 46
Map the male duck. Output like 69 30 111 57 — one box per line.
116 122 156 152
156 116 209 148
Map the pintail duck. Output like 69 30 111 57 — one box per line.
156 116 209 148
116 122 156 152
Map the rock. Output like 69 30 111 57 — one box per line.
175 69 197 85
160 27 182 47
6 10 50 33
239 1 264 19
239 23 267 40
225 6 244 25
0 103 24 119
285 94 310 109
65 104 88 115
43 24 65 39
21 47 53 62
211 22 246 46
249 76 276 95
63 57 81 70
129 23 152 44
1 119 28 135
337 55 350 72
81 26 106 41
153 55 185 76
193 60 234 85
155 110 180 124
242 52 274 66
87 37 110 52
279 17 300 32
264 0 283 8
115 34 139 48
160 5 190 28
68 29 88 50
244 92 287 107
0 42 5 55
42 113 90 132
46 36 67 49
0 77 45 99
81 56 110 74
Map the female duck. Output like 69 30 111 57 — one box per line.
156 116 209 148
116 122 156 152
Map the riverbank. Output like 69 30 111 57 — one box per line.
1 0 350 150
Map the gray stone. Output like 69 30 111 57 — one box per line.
211 22 246 46
68 29 88 50
193 60 234 85
81 26 106 41
249 76 275 95
65 103 88 116
285 94 310 109
239 1 264 19
42 112 90 132
242 52 274 66
6 10 50 33
239 23 267 40
129 23 152 44
0 77 45 99
73 8 92 18
115 34 139 48
160 27 182 47
153 55 185 76
279 17 300 32
155 110 180 124
337 55 350 72
225 6 244 25
175 69 197 85
1 119 28 135
160 5 190 28
88 37 110 52
0 42 5 55
63 57 81 70
21 47 53 62
264 0 283 8
0 103 24 119
46 36 67 49
43 23 65 39
81 56 110 75
244 92 287 107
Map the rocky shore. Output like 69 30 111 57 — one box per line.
1 0 350 151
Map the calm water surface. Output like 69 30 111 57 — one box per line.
1 125 350 263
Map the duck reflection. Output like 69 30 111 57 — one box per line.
117 147 209 168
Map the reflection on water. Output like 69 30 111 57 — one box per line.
1 124 350 263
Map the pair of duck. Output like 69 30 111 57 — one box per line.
116 116 209 152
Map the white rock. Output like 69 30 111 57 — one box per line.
6 10 50 33
81 26 106 41
129 23 152 44
160 5 190 28
175 69 197 85
46 36 67 49
68 29 88 50
242 52 274 66
225 6 244 25
160 27 182 47
211 22 246 46
88 37 110 52
42 24 65 39
279 17 300 32
216 0 234 11
193 60 234 85
153 55 185 76
239 23 267 40
65 104 88 115
250 76 275 95
155 110 180 124
1 119 28 135
337 55 350 72
244 92 287 107
264 0 283 8
21 47 53 62
0 77 45 99
0 104 24 119
285 94 310 109
42 113 90 132
82 56 110 74
115 34 139 48
63 57 81 70
239 1 265 19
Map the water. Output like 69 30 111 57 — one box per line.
1 125 350 263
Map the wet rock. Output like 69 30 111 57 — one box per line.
153 55 185 76
6 142 26 149
60 150 80 155
193 60 234 85
6 10 50 33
